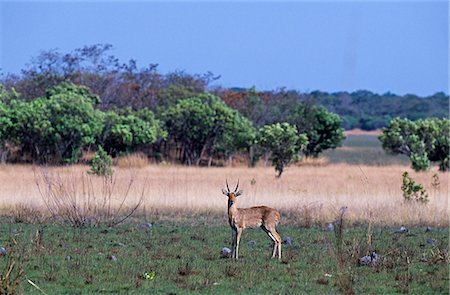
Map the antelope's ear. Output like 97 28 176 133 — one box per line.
222 189 229 196
236 190 243 197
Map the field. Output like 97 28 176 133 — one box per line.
0 133 448 294
2 222 448 294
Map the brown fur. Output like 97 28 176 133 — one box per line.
224 191 282 260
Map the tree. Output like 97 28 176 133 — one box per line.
379 117 449 171
98 108 166 157
286 104 345 157
258 122 308 177
162 93 256 165
214 108 256 165
4 82 104 163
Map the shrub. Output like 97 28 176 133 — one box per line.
36 169 144 227
89 147 113 176
258 122 308 177
401 172 429 204
379 118 449 171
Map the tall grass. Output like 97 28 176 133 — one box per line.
0 163 447 226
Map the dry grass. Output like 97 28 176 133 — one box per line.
297 156 329 167
114 152 149 169
0 164 448 227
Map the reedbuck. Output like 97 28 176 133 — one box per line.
222 180 282 260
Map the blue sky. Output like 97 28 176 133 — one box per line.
0 1 448 96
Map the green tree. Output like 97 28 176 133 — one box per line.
214 108 256 165
286 104 345 157
258 122 308 177
379 117 449 171
98 108 166 156
163 93 256 165
5 82 103 163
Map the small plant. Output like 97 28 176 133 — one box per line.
89 147 113 176
401 172 429 204
0 236 29 295
332 206 356 295
0 258 24 294
36 169 145 228
142 271 155 280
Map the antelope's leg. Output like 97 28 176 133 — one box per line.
262 226 278 258
231 229 237 259
235 228 243 260
272 229 282 260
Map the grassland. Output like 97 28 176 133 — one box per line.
0 132 448 294
3 220 449 294
1 162 447 227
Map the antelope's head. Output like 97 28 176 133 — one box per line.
222 179 243 204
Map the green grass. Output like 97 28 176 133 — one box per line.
1 218 448 294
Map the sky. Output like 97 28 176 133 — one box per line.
0 1 448 96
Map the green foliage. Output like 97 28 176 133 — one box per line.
4 82 103 163
214 108 256 159
220 89 345 158
401 172 429 204
89 147 113 176
99 108 166 156
287 105 345 157
163 93 256 165
310 90 449 130
258 122 308 177
379 118 449 171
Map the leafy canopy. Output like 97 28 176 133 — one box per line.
258 122 308 177
163 93 256 165
3 82 103 163
379 117 449 171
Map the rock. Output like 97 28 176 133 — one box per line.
113 242 126 247
426 239 437 246
425 226 432 233
138 223 153 230
220 247 231 258
65 255 72 261
247 240 256 247
359 251 379 266
0 247 7 256
282 236 293 245
395 225 408 234
326 223 334 231
109 255 117 261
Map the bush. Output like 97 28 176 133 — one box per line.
401 172 429 204
89 147 113 176
258 122 308 177
379 118 449 171
163 93 256 165
2 82 103 164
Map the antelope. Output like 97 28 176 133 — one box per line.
222 180 282 260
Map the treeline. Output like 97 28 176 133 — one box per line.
0 44 447 171
0 82 343 175
216 88 449 130
1 44 446 131
0 45 345 171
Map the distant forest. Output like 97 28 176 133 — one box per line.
1 44 448 131
217 88 449 130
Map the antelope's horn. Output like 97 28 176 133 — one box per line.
234 179 239 192
226 179 230 192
